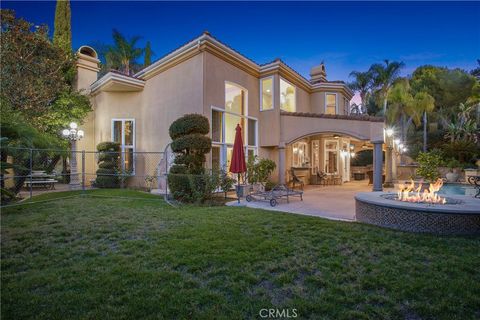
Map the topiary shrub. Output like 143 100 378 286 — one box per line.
95 142 120 188
167 114 212 202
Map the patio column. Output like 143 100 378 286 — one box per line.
278 142 286 185
384 142 394 188
372 141 383 192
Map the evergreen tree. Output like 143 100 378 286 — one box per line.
53 0 72 53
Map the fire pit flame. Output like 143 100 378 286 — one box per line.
397 179 447 204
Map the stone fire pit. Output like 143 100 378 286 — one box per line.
355 192 480 235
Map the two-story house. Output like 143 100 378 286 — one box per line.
75 32 385 190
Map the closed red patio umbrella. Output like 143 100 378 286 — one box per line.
229 124 247 203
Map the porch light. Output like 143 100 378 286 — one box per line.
333 134 340 139
350 152 356 158
385 128 394 137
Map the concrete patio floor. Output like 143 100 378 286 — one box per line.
227 180 395 221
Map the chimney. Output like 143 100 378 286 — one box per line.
310 62 327 83
75 45 100 92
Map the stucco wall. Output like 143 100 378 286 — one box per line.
310 90 349 115
281 114 383 144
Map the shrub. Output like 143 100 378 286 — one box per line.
95 142 120 188
416 151 444 181
167 114 212 202
246 156 276 186
169 114 209 140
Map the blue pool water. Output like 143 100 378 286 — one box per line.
438 184 477 196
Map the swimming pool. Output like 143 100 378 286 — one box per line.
439 184 478 196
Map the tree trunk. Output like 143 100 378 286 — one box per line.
383 97 388 116
423 111 428 152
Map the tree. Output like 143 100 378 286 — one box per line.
369 60 405 116
386 78 415 141
103 29 144 75
144 41 154 67
0 10 69 120
411 66 477 125
0 10 91 139
53 0 71 54
348 71 372 114
413 92 435 152
471 59 480 80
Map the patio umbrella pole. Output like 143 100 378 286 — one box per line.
237 173 240 204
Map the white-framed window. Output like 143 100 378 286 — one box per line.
280 78 296 112
325 93 337 115
324 139 339 174
112 119 135 174
260 76 274 111
211 82 257 169
292 141 308 168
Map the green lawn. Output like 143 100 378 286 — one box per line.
2 190 479 319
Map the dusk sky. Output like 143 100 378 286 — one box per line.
4 1 480 87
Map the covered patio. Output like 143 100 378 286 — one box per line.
277 111 386 191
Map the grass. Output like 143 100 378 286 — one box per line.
1 190 479 319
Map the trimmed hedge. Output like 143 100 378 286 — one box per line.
169 114 209 140
170 134 211 154
167 114 212 202
95 142 120 188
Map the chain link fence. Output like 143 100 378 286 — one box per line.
0 147 168 206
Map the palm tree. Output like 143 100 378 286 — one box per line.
369 60 405 116
412 92 435 152
105 29 144 75
348 71 372 114
386 78 415 141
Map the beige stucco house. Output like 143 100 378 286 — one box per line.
75 32 385 190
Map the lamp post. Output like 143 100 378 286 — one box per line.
384 128 394 188
62 122 84 190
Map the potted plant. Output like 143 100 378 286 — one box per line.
246 156 276 192
445 158 461 182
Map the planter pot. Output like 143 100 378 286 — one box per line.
464 169 480 183
235 184 250 197
445 172 459 183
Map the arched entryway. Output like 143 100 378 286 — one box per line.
278 112 385 191
285 132 376 188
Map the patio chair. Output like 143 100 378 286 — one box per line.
289 169 304 190
316 170 328 186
